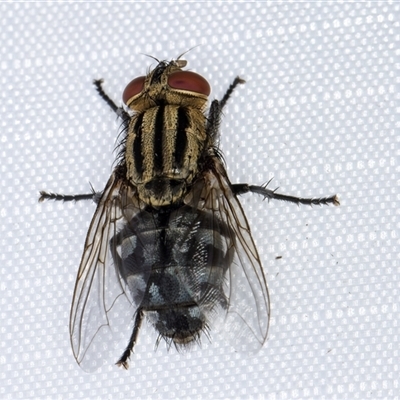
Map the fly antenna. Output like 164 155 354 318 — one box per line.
141 53 160 63
176 45 199 61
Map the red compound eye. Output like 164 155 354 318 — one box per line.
122 76 145 104
168 71 210 96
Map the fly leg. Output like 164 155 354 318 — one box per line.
93 79 129 119
116 309 145 370
232 182 340 206
38 183 102 203
219 76 246 110
207 77 245 141
39 79 127 204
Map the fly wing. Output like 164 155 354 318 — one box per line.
186 159 270 352
69 172 146 371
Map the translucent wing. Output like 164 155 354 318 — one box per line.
69 172 145 372
185 159 270 352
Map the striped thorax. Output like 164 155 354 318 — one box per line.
123 60 211 206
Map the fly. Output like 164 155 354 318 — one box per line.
39 56 339 371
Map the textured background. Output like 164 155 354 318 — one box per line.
1 2 398 399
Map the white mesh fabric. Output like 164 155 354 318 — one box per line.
1 2 398 398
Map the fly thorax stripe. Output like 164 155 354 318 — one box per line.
161 105 204 180
161 105 180 176
174 107 189 170
153 105 165 173
132 113 144 175
164 106 207 181
181 109 208 179
126 107 158 184
164 105 202 177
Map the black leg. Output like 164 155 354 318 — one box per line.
93 79 129 119
116 309 144 370
38 191 96 203
38 182 102 203
206 99 221 141
206 76 245 141
219 76 245 110
232 182 340 206
39 79 128 204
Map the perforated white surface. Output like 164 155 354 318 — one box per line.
1 2 399 398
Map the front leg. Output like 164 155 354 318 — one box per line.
206 77 246 141
93 79 129 119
